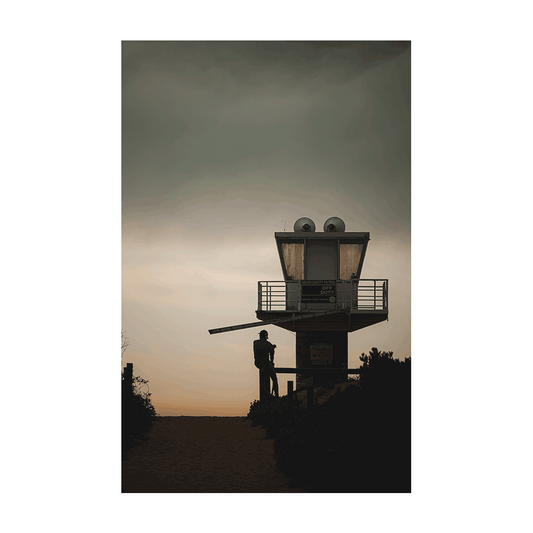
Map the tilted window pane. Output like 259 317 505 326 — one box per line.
281 243 304 280
339 244 363 280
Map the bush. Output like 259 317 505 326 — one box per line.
247 397 302 438
122 372 157 456
247 348 411 492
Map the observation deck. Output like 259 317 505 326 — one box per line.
256 279 388 333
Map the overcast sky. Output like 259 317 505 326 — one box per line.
122 41 411 416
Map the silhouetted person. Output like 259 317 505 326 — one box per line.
253 330 279 398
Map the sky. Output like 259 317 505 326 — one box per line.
122 41 411 416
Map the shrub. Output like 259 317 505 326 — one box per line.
247 348 411 492
122 372 157 455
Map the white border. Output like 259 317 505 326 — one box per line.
101 19 431 515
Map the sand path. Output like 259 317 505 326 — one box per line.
122 416 304 493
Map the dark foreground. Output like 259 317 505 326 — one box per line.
122 416 304 493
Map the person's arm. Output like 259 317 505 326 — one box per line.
269 342 276 363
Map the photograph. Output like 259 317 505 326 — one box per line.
121 40 411 493
5 4 531 531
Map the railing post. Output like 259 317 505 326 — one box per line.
287 380 293 402
124 363 133 395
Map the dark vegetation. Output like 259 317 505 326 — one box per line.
122 372 157 455
247 348 411 492
122 333 157 457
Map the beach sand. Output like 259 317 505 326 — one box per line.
122 416 304 493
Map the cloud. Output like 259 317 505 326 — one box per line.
121 41 411 415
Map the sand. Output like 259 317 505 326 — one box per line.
122 416 304 493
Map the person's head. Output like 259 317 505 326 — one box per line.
259 330 268 340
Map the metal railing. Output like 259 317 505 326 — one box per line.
257 279 388 312
257 281 290 311
355 279 389 310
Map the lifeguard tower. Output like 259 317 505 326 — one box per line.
209 217 388 397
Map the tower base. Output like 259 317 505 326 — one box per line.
295 331 348 388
